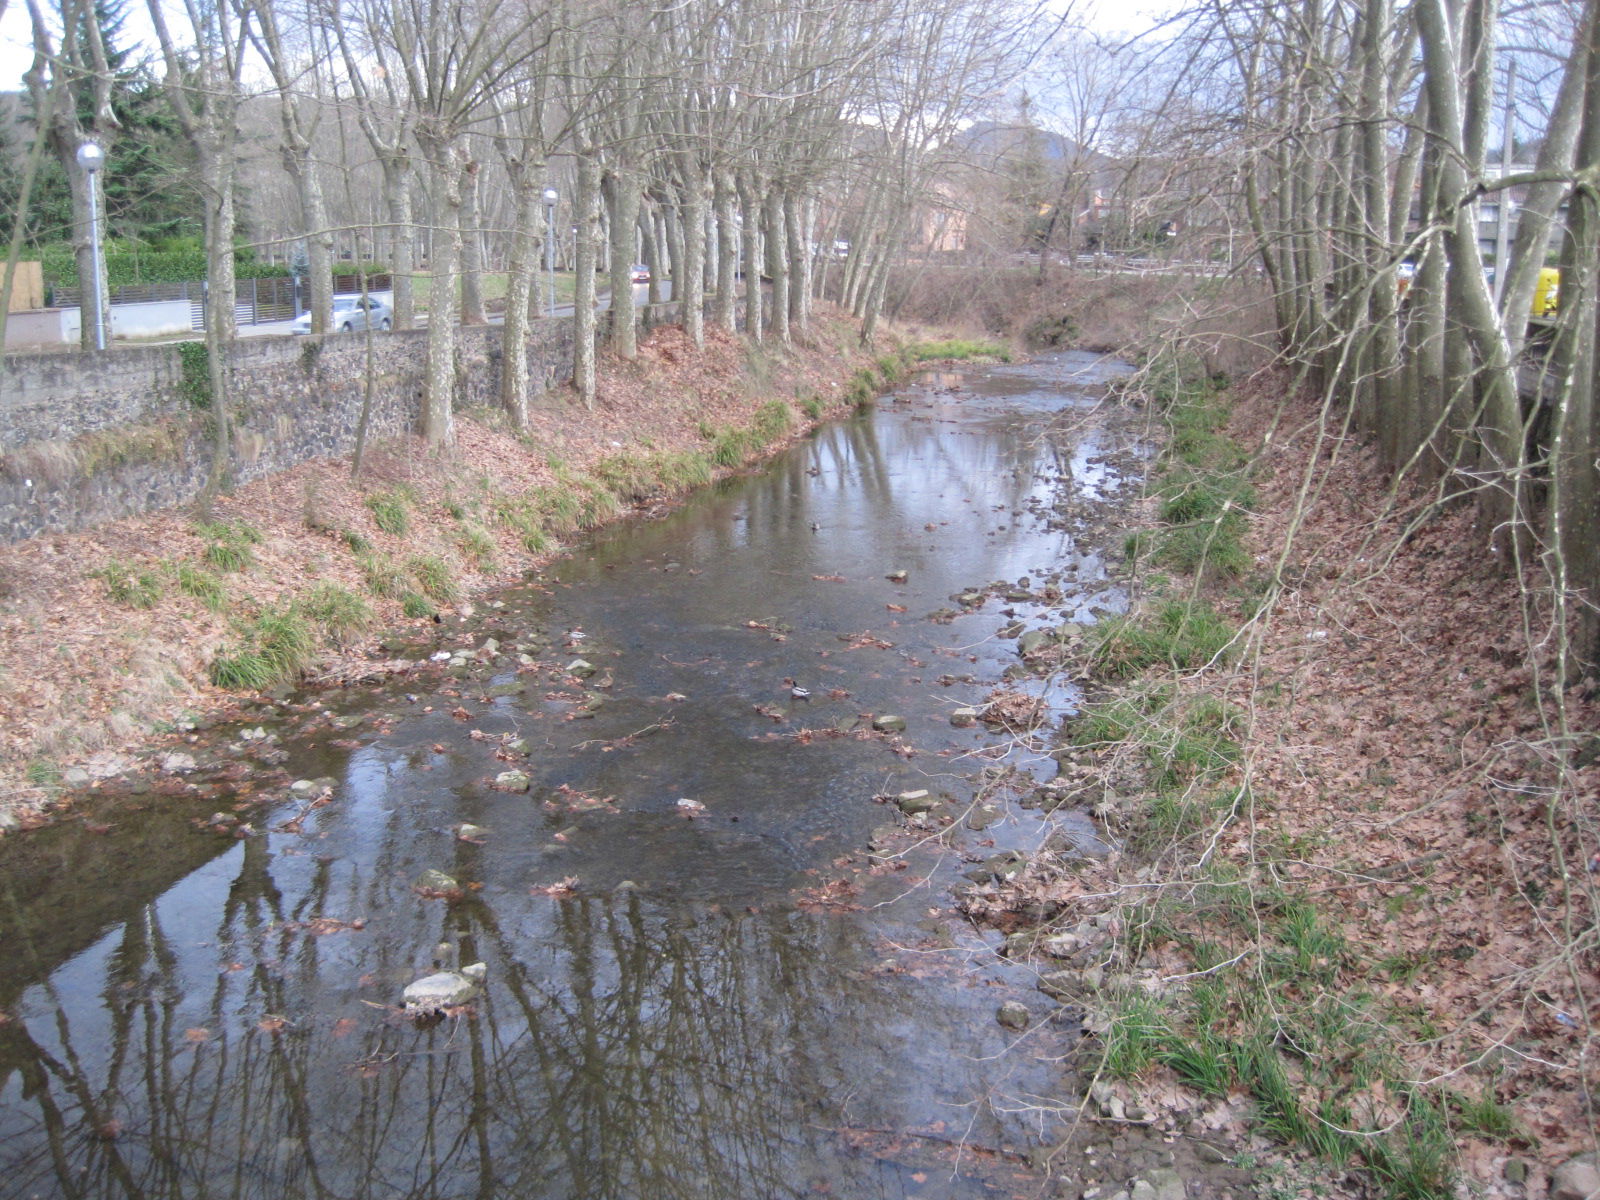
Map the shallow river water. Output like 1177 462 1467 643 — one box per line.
0 351 1147 1199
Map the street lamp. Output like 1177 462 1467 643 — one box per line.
76 141 107 351
543 187 558 318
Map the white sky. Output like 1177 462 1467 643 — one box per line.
0 0 1183 99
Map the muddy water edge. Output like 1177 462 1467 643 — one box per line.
0 351 1239 1199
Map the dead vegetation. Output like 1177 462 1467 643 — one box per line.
964 355 1600 1197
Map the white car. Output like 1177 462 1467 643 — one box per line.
292 296 393 334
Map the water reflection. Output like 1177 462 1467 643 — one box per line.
0 351 1139 1199
2 879 1052 1199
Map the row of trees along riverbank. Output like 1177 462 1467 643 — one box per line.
1187 0 1600 671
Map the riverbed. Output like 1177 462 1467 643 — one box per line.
0 350 1152 1199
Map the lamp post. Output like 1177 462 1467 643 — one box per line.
76 141 106 351
543 187 558 318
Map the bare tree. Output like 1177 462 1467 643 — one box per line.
147 0 252 499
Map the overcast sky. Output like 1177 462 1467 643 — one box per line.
0 0 1181 108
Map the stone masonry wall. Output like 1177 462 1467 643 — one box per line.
0 306 623 543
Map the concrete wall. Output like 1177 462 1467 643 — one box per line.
4 308 72 350
0 305 641 543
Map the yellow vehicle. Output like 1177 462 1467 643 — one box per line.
1532 267 1560 319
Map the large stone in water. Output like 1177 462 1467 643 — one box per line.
872 714 907 733
996 1001 1030 1031
1018 629 1052 656
415 868 459 893
402 962 486 1015
894 789 936 814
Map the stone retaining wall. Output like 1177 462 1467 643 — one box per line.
0 304 682 543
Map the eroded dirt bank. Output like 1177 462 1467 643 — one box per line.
0 316 886 825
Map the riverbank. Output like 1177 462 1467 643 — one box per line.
0 312 901 827
975 358 1600 1197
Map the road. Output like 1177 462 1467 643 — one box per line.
235 281 668 340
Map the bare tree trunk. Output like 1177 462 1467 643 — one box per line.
420 144 463 445
384 159 417 330
604 167 640 358
764 188 789 345
500 164 543 429
1550 13 1600 666
785 191 810 338
460 160 486 325
714 170 738 334
738 173 763 341
682 186 706 347
573 149 600 407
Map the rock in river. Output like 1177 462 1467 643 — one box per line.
415 869 459 893
872 714 908 733
403 962 487 1015
996 1000 1030 1031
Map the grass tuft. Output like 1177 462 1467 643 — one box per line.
406 554 459 604
95 559 164 609
296 583 374 647
1090 600 1235 677
175 561 227 612
365 487 413 536
210 607 314 690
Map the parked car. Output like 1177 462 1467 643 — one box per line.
292 295 393 334
630 264 651 283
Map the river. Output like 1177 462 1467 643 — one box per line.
0 350 1149 1200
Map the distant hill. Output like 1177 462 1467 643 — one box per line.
958 121 1116 172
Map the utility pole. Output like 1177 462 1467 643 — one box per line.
1492 58 1516 308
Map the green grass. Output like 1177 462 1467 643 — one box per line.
94 559 163 608
342 528 373 554
1095 891 1459 1198
591 451 657 502
905 338 1013 363
1090 600 1236 677
195 518 261 573
210 607 315 690
24 759 62 789
296 583 373 646
708 426 755 467
365 488 412 536
358 552 412 600
588 447 713 504
406 553 459 604
457 524 497 571
174 561 227 612
400 592 436 619
750 399 793 441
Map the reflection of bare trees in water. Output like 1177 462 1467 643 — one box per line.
0 879 907 1200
